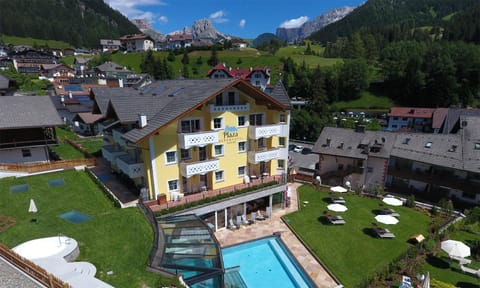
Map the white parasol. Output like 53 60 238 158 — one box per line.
330 186 348 193
375 214 399 225
327 204 348 212
28 199 38 213
441 240 471 258
382 197 403 206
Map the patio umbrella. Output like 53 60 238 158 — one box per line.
441 240 471 258
327 204 348 212
330 186 348 193
382 197 403 206
375 215 399 225
28 199 38 213
422 272 430 288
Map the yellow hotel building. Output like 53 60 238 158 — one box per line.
92 78 291 202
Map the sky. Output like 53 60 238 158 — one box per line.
105 0 365 39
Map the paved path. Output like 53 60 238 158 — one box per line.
214 182 339 288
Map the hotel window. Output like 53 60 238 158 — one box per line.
180 119 201 133
279 114 286 123
238 166 246 177
22 149 32 157
238 115 246 127
277 159 285 169
238 141 247 152
215 94 223 106
180 149 191 160
215 170 224 182
258 138 266 149
214 144 224 156
213 117 223 129
167 179 179 191
165 151 177 164
279 137 286 147
228 91 235 105
249 113 263 126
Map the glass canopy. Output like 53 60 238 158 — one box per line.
156 214 224 288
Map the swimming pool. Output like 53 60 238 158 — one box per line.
222 236 315 288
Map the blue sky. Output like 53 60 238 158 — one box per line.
105 0 365 38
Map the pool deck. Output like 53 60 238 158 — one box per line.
214 182 339 288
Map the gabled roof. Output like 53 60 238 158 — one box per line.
119 34 153 41
268 81 291 108
0 96 63 129
100 39 121 46
73 112 104 124
206 63 270 81
432 108 449 129
312 127 395 159
387 107 435 119
41 63 74 71
95 62 131 73
74 57 90 65
91 79 287 144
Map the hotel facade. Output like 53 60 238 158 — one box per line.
92 79 291 203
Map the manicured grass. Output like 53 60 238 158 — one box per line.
420 230 480 287
333 90 394 110
76 138 103 155
0 170 162 288
284 185 431 287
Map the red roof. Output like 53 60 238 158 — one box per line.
206 63 269 80
387 107 435 119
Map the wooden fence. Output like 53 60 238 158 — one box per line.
0 158 96 173
0 243 70 288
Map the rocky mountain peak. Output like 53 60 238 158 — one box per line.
191 19 229 41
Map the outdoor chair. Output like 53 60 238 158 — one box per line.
256 210 266 220
241 214 251 225
228 219 238 230
250 212 256 224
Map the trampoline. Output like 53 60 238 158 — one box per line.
10 184 29 194
48 178 65 187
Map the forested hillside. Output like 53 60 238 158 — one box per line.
0 0 140 48
310 0 479 43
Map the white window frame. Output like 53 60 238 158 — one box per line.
180 148 191 161
165 150 177 164
238 166 246 177
167 179 179 192
213 117 224 130
238 141 247 153
215 170 224 182
238 115 246 127
214 144 224 157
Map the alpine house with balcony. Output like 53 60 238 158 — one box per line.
91 79 291 201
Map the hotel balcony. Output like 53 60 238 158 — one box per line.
248 148 281 164
112 128 128 148
102 145 127 164
180 158 220 178
117 154 145 179
178 130 219 149
209 103 250 113
248 124 289 140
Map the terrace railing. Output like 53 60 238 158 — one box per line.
0 158 96 173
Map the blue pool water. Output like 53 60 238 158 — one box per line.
222 236 314 288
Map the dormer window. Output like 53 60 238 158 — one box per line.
425 142 432 148
448 145 457 152
475 143 480 150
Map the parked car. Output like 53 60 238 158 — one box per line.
293 145 304 153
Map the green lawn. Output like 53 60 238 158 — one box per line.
76 138 103 155
0 34 72 49
51 128 103 159
333 90 394 111
284 185 431 287
0 170 164 288
420 230 480 287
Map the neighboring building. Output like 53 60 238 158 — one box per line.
207 63 271 91
0 55 10 70
11 49 58 74
71 112 104 136
0 73 17 96
119 34 154 52
385 107 449 133
40 63 75 83
100 39 122 52
441 108 480 134
91 78 291 202
0 96 62 163
313 126 396 191
166 33 193 49
94 61 133 80
231 38 247 49
73 57 90 76
313 124 480 204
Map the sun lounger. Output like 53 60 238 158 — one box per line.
460 265 480 276
326 215 346 225
256 210 266 220
374 228 396 238
329 197 346 204
381 208 400 217
228 219 238 230
451 255 472 265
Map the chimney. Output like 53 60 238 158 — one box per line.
68 91 72 98
138 113 147 128
326 138 331 147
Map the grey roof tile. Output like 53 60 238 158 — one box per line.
0 96 63 129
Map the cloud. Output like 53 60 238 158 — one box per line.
105 0 167 20
158 16 168 24
209 10 229 23
279 16 309 29
239 19 246 28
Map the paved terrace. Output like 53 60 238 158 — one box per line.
214 182 339 288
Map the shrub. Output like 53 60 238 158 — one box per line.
406 194 415 208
